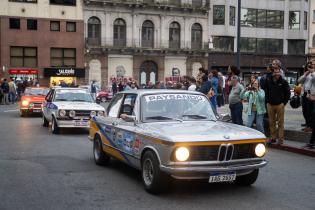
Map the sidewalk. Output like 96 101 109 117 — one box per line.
268 140 315 157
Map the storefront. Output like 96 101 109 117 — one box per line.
43 68 85 87
9 69 39 80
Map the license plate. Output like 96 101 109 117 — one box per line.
32 109 41 113
75 121 88 126
209 172 236 183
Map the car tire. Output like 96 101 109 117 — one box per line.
51 116 60 134
101 97 107 103
93 135 110 166
141 150 170 194
42 115 49 127
234 169 259 186
20 110 27 117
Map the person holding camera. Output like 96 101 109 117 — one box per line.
265 67 291 145
241 79 266 133
298 61 315 132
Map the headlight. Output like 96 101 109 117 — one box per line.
175 147 190 161
21 100 29 106
69 110 76 118
59 109 66 117
255 143 266 157
97 111 104 116
90 111 96 117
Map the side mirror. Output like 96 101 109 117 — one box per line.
219 113 232 122
120 114 136 123
95 98 101 104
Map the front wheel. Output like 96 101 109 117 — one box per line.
141 150 170 194
20 110 27 117
93 135 110 166
42 114 49 127
51 116 60 134
234 169 259 186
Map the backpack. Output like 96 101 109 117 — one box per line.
289 95 301 109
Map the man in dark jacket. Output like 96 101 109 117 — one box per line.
1 79 9 105
198 75 212 95
265 67 290 145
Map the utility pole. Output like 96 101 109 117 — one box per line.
236 0 241 70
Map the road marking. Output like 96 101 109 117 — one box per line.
3 109 18 112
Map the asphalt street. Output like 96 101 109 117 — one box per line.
0 105 314 210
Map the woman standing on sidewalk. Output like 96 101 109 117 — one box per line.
241 79 266 133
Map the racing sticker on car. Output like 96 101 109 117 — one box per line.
144 94 205 102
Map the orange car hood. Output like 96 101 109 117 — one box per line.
21 95 46 103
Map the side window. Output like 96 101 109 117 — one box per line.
45 90 53 101
120 94 137 116
107 94 124 117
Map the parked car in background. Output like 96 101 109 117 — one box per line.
42 87 105 134
96 87 113 102
20 87 49 117
89 90 268 194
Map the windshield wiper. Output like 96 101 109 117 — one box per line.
182 114 208 119
71 99 89 102
145 116 183 122
55 99 68 101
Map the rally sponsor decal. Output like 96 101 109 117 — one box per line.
144 94 205 102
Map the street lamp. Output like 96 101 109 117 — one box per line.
236 0 241 70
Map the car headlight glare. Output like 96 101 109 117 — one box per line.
90 111 96 117
22 100 29 106
69 110 76 118
175 147 190 161
255 143 266 157
59 109 66 117
97 111 104 116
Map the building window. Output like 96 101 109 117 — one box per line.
169 22 181 49
229 6 235 26
313 10 315 22
288 40 305 55
240 38 283 54
10 47 37 67
213 5 225 25
51 48 76 67
9 18 20 29
313 35 315 48
241 8 257 27
169 0 181 6
49 0 76 6
191 23 202 49
192 0 202 7
87 17 101 45
66 22 76 32
304 11 307 30
114 19 126 47
9 0 37 2
50 21 60 31
27 19 37 30
241 8 284 28
289 11 300 29
213 36 234 52
142 20 154 48
266 10 284 28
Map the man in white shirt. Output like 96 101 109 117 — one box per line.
187 76 197 91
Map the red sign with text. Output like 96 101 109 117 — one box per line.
9 69 39 75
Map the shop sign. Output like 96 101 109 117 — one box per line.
44 68 85 77
9 69 39 75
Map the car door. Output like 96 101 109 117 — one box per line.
42 89 54 121
45 90 55 121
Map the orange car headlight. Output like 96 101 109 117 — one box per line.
21 100 29 107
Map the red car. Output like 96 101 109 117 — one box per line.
20 87 49 117
96 89 113 102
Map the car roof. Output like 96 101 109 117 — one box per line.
26 86 49 89
118 89 204 97
52 87 86 91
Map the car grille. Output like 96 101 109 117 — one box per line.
172 143 258 162
32 103 42 108
66 110 91 118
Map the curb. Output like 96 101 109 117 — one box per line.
284 130 311 143
268 144 315 157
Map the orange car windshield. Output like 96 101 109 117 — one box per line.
25 88 49 96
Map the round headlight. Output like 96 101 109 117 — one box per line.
90 111 96 117
59 109 66 117
22 100 29 106
255 143 266 157
69 110 76 118
97 111 104 116
175 147 190 162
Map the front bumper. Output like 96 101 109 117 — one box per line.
20 108 42 113
160 159 267 179
56 119 90 128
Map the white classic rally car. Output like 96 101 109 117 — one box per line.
89 90 268 194
42 87 105 134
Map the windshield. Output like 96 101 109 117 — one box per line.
25 88 49 96
141 93 216 122
54 89 94 102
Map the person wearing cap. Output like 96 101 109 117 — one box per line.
228 75 245 125
265 66 291 145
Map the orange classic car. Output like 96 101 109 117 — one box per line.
20 87 49 117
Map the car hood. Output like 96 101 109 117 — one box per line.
21 95 45 103
139 121 265 142
53 102 105 111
